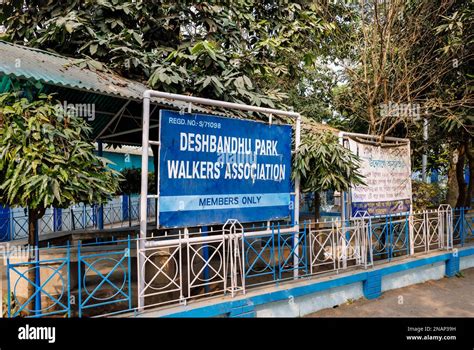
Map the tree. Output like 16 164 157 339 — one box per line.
336 0 471 136
0 1 339 116
1 1 372 219
334 0 473 207
0 92 120 312
431 1 473 207
292 131 365 221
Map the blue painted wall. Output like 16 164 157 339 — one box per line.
98 151 154 172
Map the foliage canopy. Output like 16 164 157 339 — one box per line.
0 92 121 211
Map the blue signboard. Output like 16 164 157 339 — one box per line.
158 110 292 228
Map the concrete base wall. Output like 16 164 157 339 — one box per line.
460 254 474 271
255 282 363 317
255 261 446 317
381 262 445 292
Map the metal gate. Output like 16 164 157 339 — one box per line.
6 246 71 317
77 237 132 317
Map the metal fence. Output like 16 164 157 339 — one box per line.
3 238 133 318
77 239 133 317
2 205 473 318
0 196 156 241
453 207 474 246
5 246 71 318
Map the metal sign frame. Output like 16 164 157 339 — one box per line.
157 109 293 227
139 90 301 309
337 131 412 223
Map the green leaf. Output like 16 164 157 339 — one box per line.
89 43 98 55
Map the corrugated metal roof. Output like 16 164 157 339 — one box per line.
0 40 208 112
0 40 147 100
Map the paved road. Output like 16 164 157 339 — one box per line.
306 267 474 317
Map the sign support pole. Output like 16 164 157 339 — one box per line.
293 114 301 278
138 92 151 310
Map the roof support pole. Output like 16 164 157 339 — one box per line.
97 140 104 230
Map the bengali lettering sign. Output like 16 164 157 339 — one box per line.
348 138 412 216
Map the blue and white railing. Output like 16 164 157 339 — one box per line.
0 195 156 241
1 205 473 318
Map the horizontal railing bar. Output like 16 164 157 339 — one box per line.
143 226 298 247
145 90 300 119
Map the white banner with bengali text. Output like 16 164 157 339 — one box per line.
348 138 412 216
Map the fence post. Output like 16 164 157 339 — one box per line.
405 212 410 256
34 224 41 316
447 206 453 250
302 220 307 273
127 235 132 311
81 205 85 229
128 195 132 227
389 214 394 261
6 252 11 317
70 208 75 231
135 235 142 310
97 140 104 230
276 223 282 279
185 227 191 299
0 205 10 242
9 210 14 241
77 240 82 318
341 223 347 269
53 208 62 232
67 241 71 318
201 226 210 293
367 217 374 267
409 206 415 255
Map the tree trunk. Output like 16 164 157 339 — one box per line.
128 194 132 227
368 105 376 134
465 142 474 208
455 144 467 208
27 207 45 315
313 191 321 223
446 148 459 207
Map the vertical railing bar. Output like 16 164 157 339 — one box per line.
178 230 184 304
77 240 82 318
127 235 132 311
186 228 191 298
67 241 71 317
7 251 11 317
